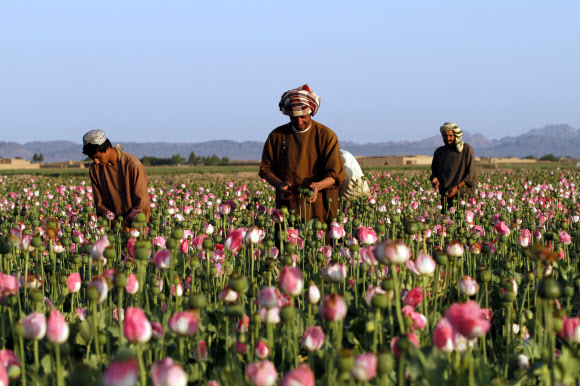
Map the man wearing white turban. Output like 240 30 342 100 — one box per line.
82 129 150 229
430 122 477 210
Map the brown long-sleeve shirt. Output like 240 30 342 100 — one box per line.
430 143 477 199
259 120 346 221
89 148 150 222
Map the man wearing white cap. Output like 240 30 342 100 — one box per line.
82 129 150 228
430 122 477 211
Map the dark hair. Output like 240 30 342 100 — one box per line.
82 139 112 157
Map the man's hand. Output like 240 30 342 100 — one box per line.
278 181 293 200
307 182 321 203
446 185 458 198
431 177 440 189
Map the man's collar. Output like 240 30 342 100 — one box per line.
291 122 312 134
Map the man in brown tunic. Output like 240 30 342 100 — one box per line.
430 122 477 210
82 130 150 228
259 84 345 221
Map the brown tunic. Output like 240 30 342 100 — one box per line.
430 143 477 203
89 148 151 222
259 120 346 221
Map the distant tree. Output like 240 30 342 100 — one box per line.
38 153 44 163
188 151 197 164
171 154 185 165
524 155 537 160
220 156 230 165
540 154 559 162
202 154 220 166
32 153 39 163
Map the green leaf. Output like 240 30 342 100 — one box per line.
75 319 93 346
41 354 53 374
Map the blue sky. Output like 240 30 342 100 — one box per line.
0 1 578 144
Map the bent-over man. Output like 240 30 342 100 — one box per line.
430 122 477 210
82 129 150 228
259 84 345 221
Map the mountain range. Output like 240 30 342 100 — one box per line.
0 124 578 163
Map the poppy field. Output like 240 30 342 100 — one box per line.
0 167 580 385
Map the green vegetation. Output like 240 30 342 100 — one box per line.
32 153 44 163
140 153 230 166
539 153 560 162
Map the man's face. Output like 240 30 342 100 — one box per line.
442 130 456 147
289 114 312 131
90 150 110 165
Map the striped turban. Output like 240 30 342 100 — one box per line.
279 84 321 117
440 122 464 153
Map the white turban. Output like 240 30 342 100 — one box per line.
440 122 464 153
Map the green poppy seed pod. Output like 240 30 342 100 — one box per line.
553 317 563 333
365 320 375 333
195 267 204 277
282 255 293 267
210 267 218 276
371 294 388 309
526 271 535 282
503 292 516 303
524 310 534 320
15 322 25 338
135 248 149 261
265 258 276 270
73 254 82 264
478 270 492 283
190 293 207 310
381 278 395 292
171 229 184 240
349 244 360 253
280 207 289 215
503 261 512 270
59 275 68 286
565 285 574 298
336 349 354 373
114 272 127 288
313 221 323 230
280 306 296 322
87 287 99 301
376 223 386 234
225 305 245 318
166 238 178 250
284 240 296 253
135 212 147 224
98 332 108 345
72 236 81 244
229 276 249 293
435 252 448 266
377 351 394 375
538 278 561 299
31 237 43 248
202 238 214 250
103 247 116 260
